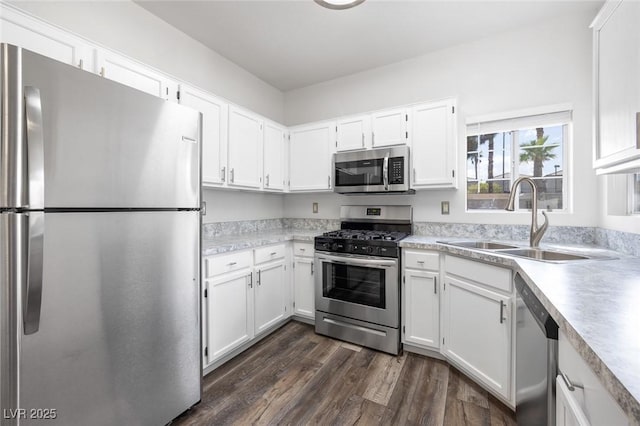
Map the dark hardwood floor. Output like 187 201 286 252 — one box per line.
174 321 516 426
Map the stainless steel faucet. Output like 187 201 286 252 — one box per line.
505 177 549 247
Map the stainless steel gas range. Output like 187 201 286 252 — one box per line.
314 205 412 355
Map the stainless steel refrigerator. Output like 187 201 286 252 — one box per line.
0 44 201 425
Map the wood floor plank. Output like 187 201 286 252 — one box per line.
406 357 450 425
336 394 390 426
175 321 516 426
360 350 407 406
488 394 517 426
308 348 378 424
268 346 357 425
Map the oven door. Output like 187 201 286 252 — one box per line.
314 252 399 328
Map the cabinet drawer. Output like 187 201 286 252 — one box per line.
204 250 252 278
404 250 439 271
293 242 314 257
444 255 511 293
254 244 286 265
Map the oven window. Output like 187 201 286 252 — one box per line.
322 262 385 309
335 159 384 187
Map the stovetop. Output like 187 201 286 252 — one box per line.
320 229 408 242
315 229 409 258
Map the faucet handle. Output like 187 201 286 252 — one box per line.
532 211 549 247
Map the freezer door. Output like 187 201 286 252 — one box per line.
19 211 201 426
18 47 200 209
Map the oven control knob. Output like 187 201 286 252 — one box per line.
345 244 354 252
364 246 373 254
323 243 332 250
331 243 339 251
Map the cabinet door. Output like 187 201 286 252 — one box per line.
293 257 315 319
255 260 287 334
263 121 286 191
442 276 512 400
289 122 335 191
179 84 228 186
337 115 370 151
228 106 263 189
403 269 439 350
0 5 92 71
94 49 177 101
372 108 408 147
556 376 591 426
410 99 457 188
593 0 640 172
205 270 253 364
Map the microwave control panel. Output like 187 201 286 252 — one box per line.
389 157 405 184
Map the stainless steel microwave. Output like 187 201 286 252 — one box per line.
333 146 412 194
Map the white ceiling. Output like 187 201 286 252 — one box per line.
135 0 602 91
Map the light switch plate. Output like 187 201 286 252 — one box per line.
441 201 450 215
312 202 319 214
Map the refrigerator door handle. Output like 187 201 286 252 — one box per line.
24 86 45 210
24 211 44 335
23 86 45 335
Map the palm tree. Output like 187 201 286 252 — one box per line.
519 128 556 177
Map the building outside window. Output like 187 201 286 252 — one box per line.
466 109 570 211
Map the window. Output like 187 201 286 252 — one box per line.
466 109 570 211
631 173 640 215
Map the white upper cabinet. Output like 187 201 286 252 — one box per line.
336 115 371 151
263 121 286 191
0 5 93 71
289 121 335 191
228 106 263 189
178 84 228 186
372 108 408 148
410 99 457 189
592 0 640 173
94 49 178 101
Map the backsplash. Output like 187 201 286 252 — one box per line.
203 219 640 255
595 228 640 257
413 222 597 245
202 219 284 238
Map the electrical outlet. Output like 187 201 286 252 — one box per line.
312 202 319 214
441 201 450 215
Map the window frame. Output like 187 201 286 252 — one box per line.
465 108 572 213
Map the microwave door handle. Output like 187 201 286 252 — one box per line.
383 155 389 190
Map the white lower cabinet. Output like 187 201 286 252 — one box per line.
205 269 253 364
202 244 289 369
442 255 513 404
557 330 628 426
293 242 315 320
402 250 440 350
254 259 287 334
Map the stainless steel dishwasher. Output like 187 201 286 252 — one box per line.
515 273 559 426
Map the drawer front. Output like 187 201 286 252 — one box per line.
254 244 286 265
293 242 314 257
205 250 252 278
444 255 511 293
404 250 439 271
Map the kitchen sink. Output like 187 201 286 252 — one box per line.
497 248 590 262
438 240 520 250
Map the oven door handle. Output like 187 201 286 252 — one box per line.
315 254 397 269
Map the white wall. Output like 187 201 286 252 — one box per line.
202 189 284 224
283 10 598 227
8 0 284 123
